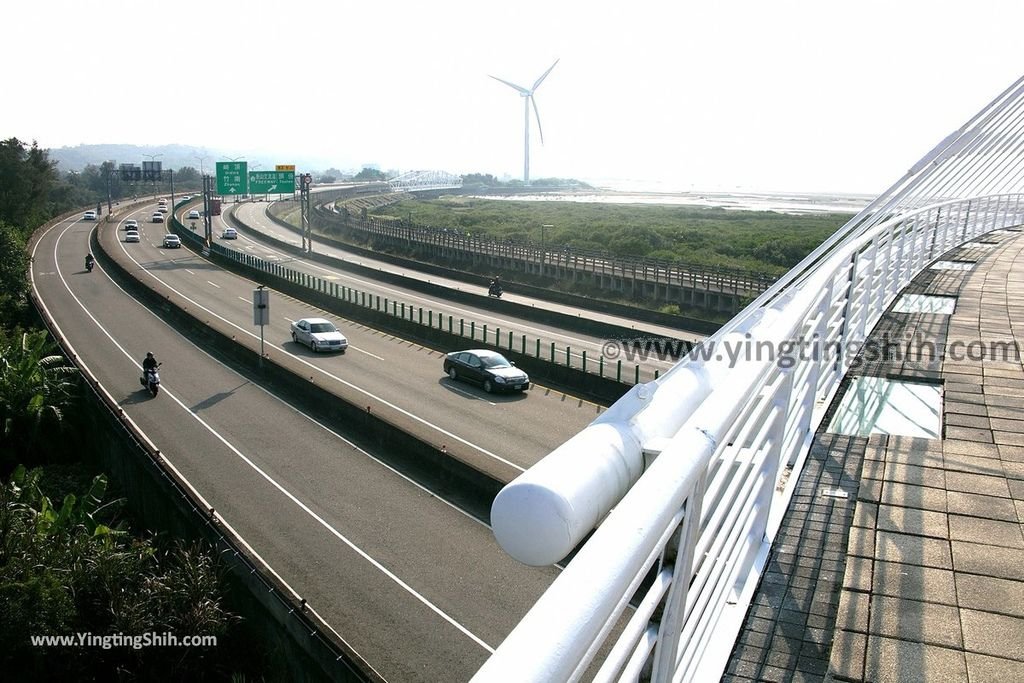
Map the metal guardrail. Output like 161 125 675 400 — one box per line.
175 224 665 387
472 72 1024 682
317 210 776 298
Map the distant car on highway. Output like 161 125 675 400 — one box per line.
151 212 164 223
180 195 191 201
187 209 201 220
221 227 237 239
156 206 169 214
443 349 530 393
82 210 97 221
290 317 348 353
125 230 141 243
124 219 139 230
162 234 181 248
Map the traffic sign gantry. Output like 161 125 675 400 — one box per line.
216 161 249 195
249 170 295 194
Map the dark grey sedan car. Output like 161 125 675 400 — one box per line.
443 349 530 393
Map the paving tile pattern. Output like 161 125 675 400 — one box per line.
722 230 1024 682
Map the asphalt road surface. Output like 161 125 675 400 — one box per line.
107 202 606 481
33 207 567 682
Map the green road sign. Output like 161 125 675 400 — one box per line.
216 161 248 195
249 170 295 194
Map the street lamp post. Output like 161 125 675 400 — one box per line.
142 153 163 197
251 163 264 201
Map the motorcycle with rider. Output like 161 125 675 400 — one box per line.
141 352 161 396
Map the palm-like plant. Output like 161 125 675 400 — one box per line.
0 330 79 471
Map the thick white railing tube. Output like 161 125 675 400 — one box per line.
492 318 779 566
491 421 643 567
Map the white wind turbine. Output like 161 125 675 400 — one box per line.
490 59 559 184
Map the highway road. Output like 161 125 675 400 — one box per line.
227 201 696 381
33 207 566 682
103 202 607 482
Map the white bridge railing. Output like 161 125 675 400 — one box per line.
473 73 1024 682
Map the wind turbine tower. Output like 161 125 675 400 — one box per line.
490 59 559 184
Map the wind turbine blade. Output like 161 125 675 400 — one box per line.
532 96 545 145
489 75 530 95
532 58 560 91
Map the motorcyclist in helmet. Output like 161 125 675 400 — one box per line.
85 253 95 270
142 352 158 372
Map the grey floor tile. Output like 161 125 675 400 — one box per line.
863 636 967 683
946 490 1019 521
828 630 866 681
955 573 1024 617
867 595 962 648
875 530 953 569
876 505 949 539
872 560 957 605
879 482 947 512
964 652 1024 683
960 609 1024 660
948 514 1023 548
945 471 1010 498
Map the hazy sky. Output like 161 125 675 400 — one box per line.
4 1 1022 194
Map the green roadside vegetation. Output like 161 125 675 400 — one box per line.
0 138 261 680
371 195 852 277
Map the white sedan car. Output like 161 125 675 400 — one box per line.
125 230 141 243
124 219 139 230
290 317 348 353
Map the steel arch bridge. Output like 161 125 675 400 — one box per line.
387 170 462 192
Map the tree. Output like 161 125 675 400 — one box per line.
0 221 29 323
0 330 79 472
461 173 499 187
174 166 200 184
354 167 386 181
0 138 57 231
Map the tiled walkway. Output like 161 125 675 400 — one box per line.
723 230 1024 682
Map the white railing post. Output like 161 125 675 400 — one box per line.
912 213 930 274
889 220 910 301
650 470 706 682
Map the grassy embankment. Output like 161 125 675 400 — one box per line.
374 196 852 277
